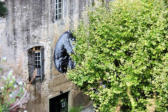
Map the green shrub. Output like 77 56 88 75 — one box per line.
0 1 7 17
69 106 83 112
68 0 168 111
0 70 28 112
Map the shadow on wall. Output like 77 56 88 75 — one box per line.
54 31 75 73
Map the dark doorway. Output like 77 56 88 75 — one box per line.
49 92 69 112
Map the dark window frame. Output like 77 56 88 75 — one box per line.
28 46 44 83
55 0 63 20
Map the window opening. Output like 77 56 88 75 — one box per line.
34 47 41 77
56 0 63 20
28 46 44 83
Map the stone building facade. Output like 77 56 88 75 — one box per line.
0 0 94 112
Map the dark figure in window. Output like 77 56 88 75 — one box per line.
54 31 75 73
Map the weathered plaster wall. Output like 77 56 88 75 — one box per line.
0 0 92 112
0 18 6 56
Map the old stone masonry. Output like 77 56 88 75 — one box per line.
0 0 95 112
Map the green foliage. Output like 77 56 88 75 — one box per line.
0 71 15 112
68 0 168 111
69 106 83 112
0 71 26 112
0 1 7 17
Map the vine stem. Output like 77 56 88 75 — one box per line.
127 86 136 112
115 98 122 112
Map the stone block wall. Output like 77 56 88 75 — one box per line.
0 0 93 111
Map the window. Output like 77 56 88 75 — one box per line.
55 0 63 20
28 46 44 83
34 47 42 77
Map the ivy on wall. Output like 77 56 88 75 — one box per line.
68 0 168 111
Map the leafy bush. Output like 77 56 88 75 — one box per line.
69 106 83 112
0 70 29 112
0 71 17 112
0 1 7 17
68 0 168 111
